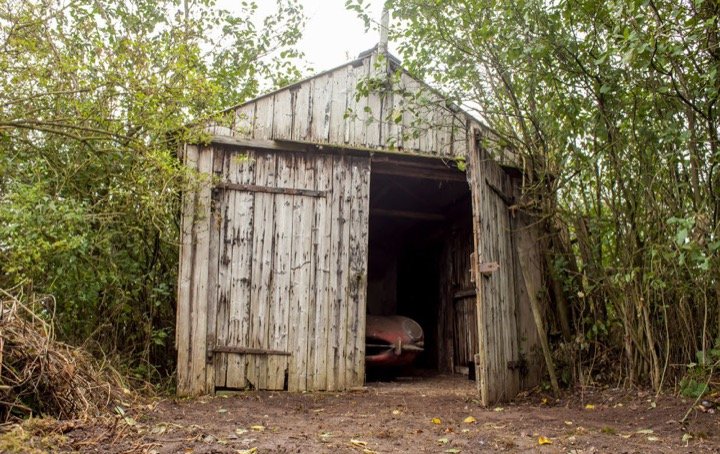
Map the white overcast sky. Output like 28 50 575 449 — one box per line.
254 0 395 72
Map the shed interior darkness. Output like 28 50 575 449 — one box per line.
366 158 473 377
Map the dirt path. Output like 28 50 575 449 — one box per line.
17 375 720 453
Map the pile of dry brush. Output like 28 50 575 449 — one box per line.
0 289 131 421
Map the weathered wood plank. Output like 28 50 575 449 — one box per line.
292 81 313 142
272 88 294 141
311 154 333 390
309 73 333 142
380 75 399 150
329 154 353 391
215 182 325 198
234 103 255 139
214 346 290 356
247 151 278 389
204 147 226 391
186 146 213 396
253 96 274 141
365 54 383 147
266 153 294 390
399 72 421 151
452 116 469 158
346 59 370 145
467 130 489 404
214 151 234 387
225 151 256 389
434 107 453 157
328 66 349 146
176 144 199 396
287 154 316 391
468 129 526 404
345 157 371 387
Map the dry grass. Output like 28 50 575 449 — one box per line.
0 288 133 421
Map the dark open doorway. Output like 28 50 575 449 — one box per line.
366 156 474 379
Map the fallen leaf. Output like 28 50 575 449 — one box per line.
124 417 137 426
650 401 657 408
444 449 461 453
217 408 228 413
237 449 257 454
350 439 368 447
636 429 654 434
538 436 553 445
463 416 477 424
235 428 248 435
151 425 167 434
202 435 216 443
648 436 660 441
619 434 632 439
564 421 573 426
461 429 470 433
250 425 265 432
493 407 504 412
585 404 595 410
541 398 548 405
682 433 693 446
432 417 442 424
437 437 449 445
392 409 401 415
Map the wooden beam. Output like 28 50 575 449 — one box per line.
215 182 326 198
370 208 446 221
373 164 468 182
485 178 515 206
212 346 291 356
208 135 467 162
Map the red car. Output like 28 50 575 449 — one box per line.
365 315 424 367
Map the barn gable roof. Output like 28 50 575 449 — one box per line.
205 47 487 161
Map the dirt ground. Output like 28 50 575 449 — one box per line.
6 374 720 453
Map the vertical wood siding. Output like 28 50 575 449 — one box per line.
177 146 370 395
176 144 214 396
468 131 524 405
224 54 472 159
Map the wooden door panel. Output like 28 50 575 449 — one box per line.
211 150 371 391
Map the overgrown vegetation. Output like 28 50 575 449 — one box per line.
0 289 132 421
0 0 305 379
352 0 719 393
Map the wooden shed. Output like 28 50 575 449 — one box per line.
176 47 546 405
